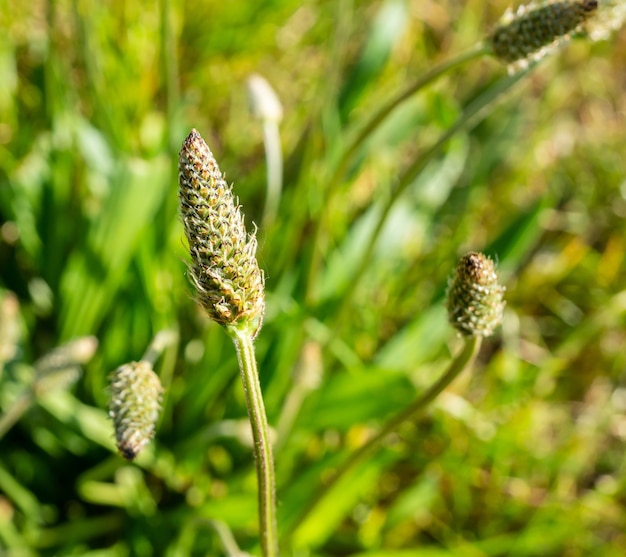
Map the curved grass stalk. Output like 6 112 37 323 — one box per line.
339 43 490 173
261 119 284 228
303 44 490 304
332 67 531 328
203 519 251 557
0 337 97 441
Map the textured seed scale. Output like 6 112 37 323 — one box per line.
446 252 506 337
178 129 265 334
488 0 598 67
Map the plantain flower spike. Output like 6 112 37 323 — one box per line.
446 252 505 338
109 361 163 461
178 129 265 336
487 0 599 70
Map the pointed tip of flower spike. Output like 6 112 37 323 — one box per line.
178 128 265 336
446 252 506 338
182 128 203 151
109 361 163 461
487 0 599 70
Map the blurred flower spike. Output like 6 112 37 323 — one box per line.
109 361 163 461
446 252 506 338
488 0 599 70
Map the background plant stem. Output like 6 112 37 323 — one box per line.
304 44 490 305
339 42 491 172
261 119 283 228
331 67 530 330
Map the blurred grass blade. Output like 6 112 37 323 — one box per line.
0 461 44 522
338 0 408 120
340 43 488 173
281 452 397 549
485 194 555 276
332 68 531 323
59 156 171 339
38 391 116 452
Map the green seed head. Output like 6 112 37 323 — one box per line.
178 129 265 335
109 361 163 460
488 1 598 69
446 252 505 338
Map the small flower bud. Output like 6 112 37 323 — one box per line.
178 129 265 335
109 361 163 460
487 1 598 69
247 74 283 122
446 252 505 337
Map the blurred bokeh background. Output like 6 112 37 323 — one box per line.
1 0 626 555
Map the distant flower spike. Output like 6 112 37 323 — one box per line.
109 361 163 460
488 0 598 70
178 129 265 336
446 252 505 337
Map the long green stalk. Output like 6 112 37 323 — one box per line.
203 519 250 557
281 335 481 542
159 0 180 154
339 43 490 172
304 44 489 304
332 67 530 329
229 326 278 557
261 119 283 228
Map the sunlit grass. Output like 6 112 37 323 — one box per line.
1 1 626 555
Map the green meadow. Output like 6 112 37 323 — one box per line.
1 1 626 555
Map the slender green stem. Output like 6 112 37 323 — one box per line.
261 120 283 228
140 329 178 367
332 67 530 329
304 44 490 305
282 335 482 542
202 519 249 557
339 42 490 174
228 326 278 557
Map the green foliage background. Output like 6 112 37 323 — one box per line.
1 0 626 555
